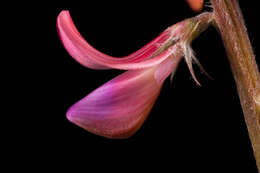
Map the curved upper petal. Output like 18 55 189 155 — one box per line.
57 10 186 70
66 49 183 138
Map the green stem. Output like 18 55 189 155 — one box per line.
211 0 260 171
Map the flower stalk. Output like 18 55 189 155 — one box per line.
210 0 260 171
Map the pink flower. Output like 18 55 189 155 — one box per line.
57 10 207 138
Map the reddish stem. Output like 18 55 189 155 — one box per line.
211 0 260 171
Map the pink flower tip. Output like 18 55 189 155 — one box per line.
186 0 204 12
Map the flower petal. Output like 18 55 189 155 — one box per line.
66 51 183 138
57 10 185 70
186 0 204 12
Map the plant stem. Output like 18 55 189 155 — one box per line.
211 0 260 171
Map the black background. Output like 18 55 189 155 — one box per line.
12 0 260 172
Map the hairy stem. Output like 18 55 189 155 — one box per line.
211 0 260 171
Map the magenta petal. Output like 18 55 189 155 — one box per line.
66 52 182 138
57 10 185 70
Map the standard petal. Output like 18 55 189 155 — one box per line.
57 10 186 70
66 50 183 138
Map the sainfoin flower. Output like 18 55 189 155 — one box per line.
57 10 211 138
